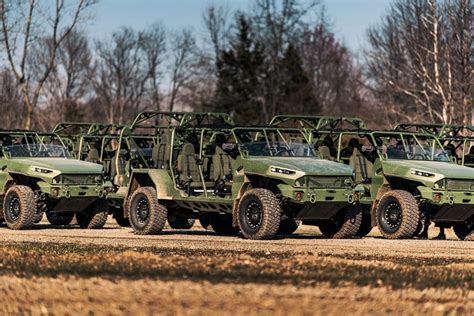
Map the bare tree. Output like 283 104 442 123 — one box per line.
167 29 196 111
366 0 472 124
140 23 166 111
0 68 23 129
0 0 97 129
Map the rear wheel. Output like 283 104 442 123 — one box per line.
168 214 195 229
453 223 473 241
277 219 300 235
319 206 362 239
238 188 281 240
356 210 372 237
76 200 108 229
46 212 74 226
376 190 420 239
210 215 239 236
3 185 36 230
128 187 167 235
113 208 131 227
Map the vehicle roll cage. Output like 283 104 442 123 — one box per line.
53 122 125 137
269 115 367 130
395 123 474 138
129 111 234 130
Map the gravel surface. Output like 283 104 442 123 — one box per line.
0 221 471 315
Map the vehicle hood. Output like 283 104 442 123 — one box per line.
10 158 103 174
242 157 353 177
383 160 474 179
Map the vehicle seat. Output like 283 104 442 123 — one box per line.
155 133 170 169
86 148 100 163
318 146 333 160
177 143 213 188
349 148 373 183
212 146 234 182
292 137 305 156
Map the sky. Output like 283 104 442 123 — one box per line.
89 0 392 54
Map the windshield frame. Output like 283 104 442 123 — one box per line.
3 144 71 158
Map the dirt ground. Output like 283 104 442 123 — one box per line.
0 221 472 315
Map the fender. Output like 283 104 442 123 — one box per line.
231 176 251 226
125 169 175 201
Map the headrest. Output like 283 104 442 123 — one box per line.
215 146 225 155
182 143 195 155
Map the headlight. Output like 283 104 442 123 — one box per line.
270 167 295 175
434 180 445 189
30 166 54 174
410 169 435 177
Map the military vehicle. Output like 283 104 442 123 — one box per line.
0 130 112 230
122 124 363 239
53 112 235 229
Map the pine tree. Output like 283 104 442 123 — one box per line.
278 43 319 115
213 16 267 124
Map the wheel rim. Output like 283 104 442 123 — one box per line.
8 196 21 222
245 200 263 230
382 200 402 230
135 197 150 225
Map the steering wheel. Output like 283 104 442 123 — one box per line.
275 147 292 156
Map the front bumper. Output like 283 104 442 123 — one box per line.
37 182 112 199
418 186 474 221
278 184 360 220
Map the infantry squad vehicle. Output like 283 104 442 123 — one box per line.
122 124 363 239
54 112 235 229
0 131 112 230
272 116 474 240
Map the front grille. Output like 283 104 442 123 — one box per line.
55 174 101 185
445 179 474 191
297 176 351 188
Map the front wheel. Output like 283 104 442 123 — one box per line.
319 206 362 239
76 200 108 229
3 185 36 230
376 190 420 239
238 188 281 240
47 212 74 226
128 187 167 235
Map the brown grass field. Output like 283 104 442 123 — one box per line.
0 221 472 315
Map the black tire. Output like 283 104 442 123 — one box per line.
453 223 473 241
34 212 44 223
277 218 300 235
3 185 36 230
319 206 362 239
128 187 167 235
356 210 372 237
76 199 108 229
114 208 131 227
46 212 74 226
199 217 210 229
209 214 239 235
168 214 195 229
238 188 281 240
376 190 420 239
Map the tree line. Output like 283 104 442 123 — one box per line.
0 0 471 130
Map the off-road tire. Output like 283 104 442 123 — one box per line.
277 219 300 235
209 215 239 236
356 210 372 237
319 206 362 239
168 214 195 229
376 190 420 239
238 188 281 240
34 211 44 223
3 185 36 230
113 208 131 227
453 223 473 241
76 199 108 229
128 187 167 235
46 212 74 226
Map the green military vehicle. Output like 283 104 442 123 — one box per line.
271 116 474 240
123 124 363 239
0 131 112 230
53 112 235 229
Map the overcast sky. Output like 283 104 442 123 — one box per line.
89 0 391 53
